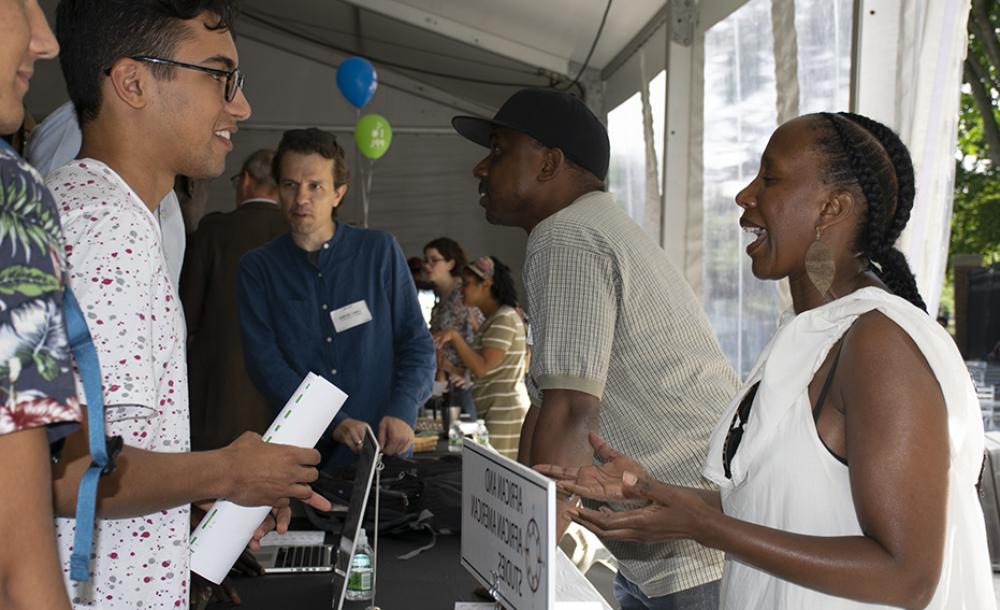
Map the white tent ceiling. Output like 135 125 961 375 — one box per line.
237 0 665 110
27 0 670 118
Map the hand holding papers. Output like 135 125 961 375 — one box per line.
191 373 348 583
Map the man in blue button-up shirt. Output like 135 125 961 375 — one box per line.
238 128 434 467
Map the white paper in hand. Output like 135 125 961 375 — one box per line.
189 373 347 583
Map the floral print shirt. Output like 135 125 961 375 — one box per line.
49 159 190 609
0 142 80 441
429 282 482 368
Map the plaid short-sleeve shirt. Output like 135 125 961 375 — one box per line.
525 191 739 597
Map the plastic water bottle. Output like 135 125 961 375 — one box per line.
474 419 490 447
345 528 374 601
448 420 463 453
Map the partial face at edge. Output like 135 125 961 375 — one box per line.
0 0 57 134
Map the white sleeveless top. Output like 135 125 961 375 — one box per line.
702 288 995 609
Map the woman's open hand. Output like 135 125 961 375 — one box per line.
569 475 715 544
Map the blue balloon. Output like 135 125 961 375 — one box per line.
336 57 377 108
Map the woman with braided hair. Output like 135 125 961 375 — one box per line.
537 113 994 609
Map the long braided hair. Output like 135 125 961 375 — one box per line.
813 112 926 311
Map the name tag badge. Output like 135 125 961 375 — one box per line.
331 300 373 333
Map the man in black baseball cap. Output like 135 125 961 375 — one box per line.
452 88 733 609
452 87 609 231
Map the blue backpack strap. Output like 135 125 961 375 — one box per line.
63 287 118 581
1 139 118 580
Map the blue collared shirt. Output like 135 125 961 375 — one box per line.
238 224 434 465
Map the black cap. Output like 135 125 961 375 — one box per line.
452 88 610 181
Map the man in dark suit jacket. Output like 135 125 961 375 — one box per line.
181 148 289 450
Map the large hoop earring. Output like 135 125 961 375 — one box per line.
805 226 835 296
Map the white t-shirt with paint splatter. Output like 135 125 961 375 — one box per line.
48 160 190 609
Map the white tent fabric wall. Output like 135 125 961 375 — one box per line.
606 69 666 244
686 0 853 378
639 56 664 245
605 0 857 378
608 0 966 377
771 0 801 126
697 0 783 379
606 21 668 244
855 0 972 317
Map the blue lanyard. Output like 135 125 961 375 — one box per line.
63 287 111 582
0 139 109 581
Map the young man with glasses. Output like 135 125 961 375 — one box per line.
46 2 329 608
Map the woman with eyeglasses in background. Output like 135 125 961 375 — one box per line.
433 256 529 459
537 113 994 609
424 237 483 419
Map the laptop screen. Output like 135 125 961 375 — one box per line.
331 425 381 610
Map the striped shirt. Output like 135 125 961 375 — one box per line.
524 191 738 598
471 305 529 459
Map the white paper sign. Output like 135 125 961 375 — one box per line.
330 300 372 333
189 373 347 583
553 549 612 609
462 439 555 610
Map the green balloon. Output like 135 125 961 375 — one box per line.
354 114 393 160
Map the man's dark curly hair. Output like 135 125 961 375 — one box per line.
56 0 240 125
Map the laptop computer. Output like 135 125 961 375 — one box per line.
252 425 381 579
253 542 334 574
330 425 381 609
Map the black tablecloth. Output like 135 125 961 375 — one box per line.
208 531 482 609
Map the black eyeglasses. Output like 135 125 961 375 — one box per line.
106 55 245 102
721 381 760 479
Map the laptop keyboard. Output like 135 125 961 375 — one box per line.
275 545 326 568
